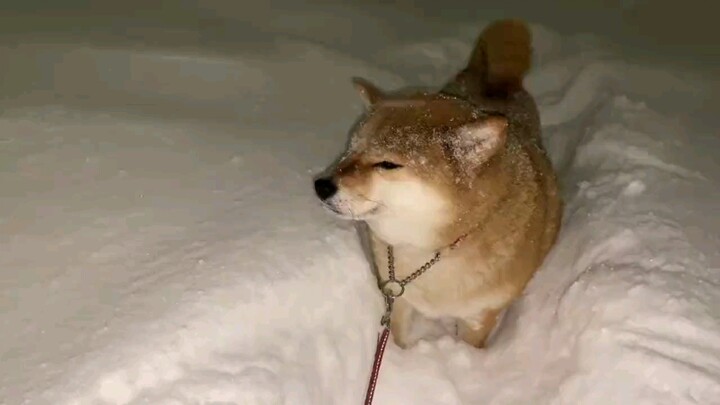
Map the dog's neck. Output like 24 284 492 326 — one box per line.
366 212 483 253
365 204 485 252
365 209 448 251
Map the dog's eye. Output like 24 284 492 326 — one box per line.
374 161 403 170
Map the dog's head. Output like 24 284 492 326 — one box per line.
314 78 508 248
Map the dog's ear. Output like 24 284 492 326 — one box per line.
352 77 385 107
452 115 508 167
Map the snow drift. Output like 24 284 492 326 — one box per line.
1 2 719 404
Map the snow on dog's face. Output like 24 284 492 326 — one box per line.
314 79 508 247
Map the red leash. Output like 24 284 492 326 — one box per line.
363 326 391 405
364 240 464 404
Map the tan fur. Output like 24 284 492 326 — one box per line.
320 19 562 348
474 19 532 96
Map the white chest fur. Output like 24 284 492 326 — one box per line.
375 244 512 319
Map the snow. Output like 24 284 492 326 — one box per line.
1 1 720 404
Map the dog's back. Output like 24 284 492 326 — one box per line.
443 19 562 260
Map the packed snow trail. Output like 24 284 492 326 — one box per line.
1 3 719 404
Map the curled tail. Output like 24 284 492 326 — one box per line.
444 19 532 98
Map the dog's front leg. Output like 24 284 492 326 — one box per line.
389 297 414 348
458 309 501 348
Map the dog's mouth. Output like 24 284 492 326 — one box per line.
321 199 381 221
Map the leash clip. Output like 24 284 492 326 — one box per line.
379 280 404 327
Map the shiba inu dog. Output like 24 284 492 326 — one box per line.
314 19 562 348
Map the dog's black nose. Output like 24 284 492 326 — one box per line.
314 178 337 200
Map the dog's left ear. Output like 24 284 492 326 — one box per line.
352 77 385 107
452 115 508 167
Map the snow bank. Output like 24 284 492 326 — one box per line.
1 3 719 404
